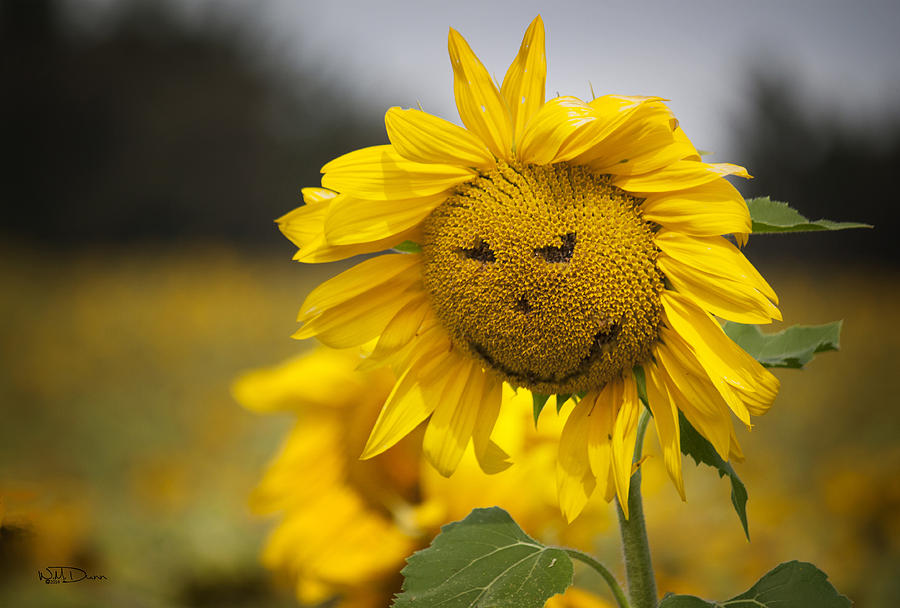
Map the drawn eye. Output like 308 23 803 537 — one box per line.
534 232 576 263
459 237 497 264
458 238 496 263
592 320 621 348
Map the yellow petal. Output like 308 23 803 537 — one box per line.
423 357 484 476
300 187 337 204
294 255 422 348
298 253 420 319
293 284 420 349
600 134 695 177
588 94 664 116
584 387 617 501
601 130 697 176
324 192 445 245
369 295 432 362
279 197 423 263
277 201 329 250
448 28 513 159
653 341 735 459
679 402 734 466
661 291 780 412
385 107 494 168
639 179 751 238
657 328 751 428
659 255 782 324
613 160 750 193
295 578 332 605
665 324 775 422
643 361 685 499
359 317 445 374
281 191 358 263
361 340 452 458
500 15 546 145
735 383 777 417
251 421 343 513
476 438 514 475
655 232 778 303
232 348 363 414
519 95 661 165
298 227 423 264
672 126 702 161
262 489 411 591
610 374 641 518
471 376 512 474
556 398 597 522
579 101 680 174
255 416 414 600
517 96 596 164
321 144 475 200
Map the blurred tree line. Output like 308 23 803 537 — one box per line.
734 70 899 267
0 0 384 247
1 0 895 267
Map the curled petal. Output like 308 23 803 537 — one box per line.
640 179 751 239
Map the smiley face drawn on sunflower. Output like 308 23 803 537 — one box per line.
422 161 665 395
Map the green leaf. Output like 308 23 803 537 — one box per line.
532 393 550 426
659 561 850 608
393 240 422 253
658 596 716 608
723 321 842 368
679 413 750 539
393 507 573 608
747 197 871 233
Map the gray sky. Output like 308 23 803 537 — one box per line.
79 0 900 159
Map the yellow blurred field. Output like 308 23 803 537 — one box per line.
0 245 897 607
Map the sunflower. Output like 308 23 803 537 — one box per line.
234 347 613 607
280 15 780 521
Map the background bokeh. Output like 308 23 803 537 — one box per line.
1 0 898 607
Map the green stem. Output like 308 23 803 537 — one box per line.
564 548 631 608
615 408 658 608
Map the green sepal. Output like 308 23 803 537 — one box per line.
632 365 649 407
747 197 871 233
392 507 574 608
658 560 851 608
532 393 550 426
723 321 841 368
678 413 750 539
393 240 422 253
555 393 572 414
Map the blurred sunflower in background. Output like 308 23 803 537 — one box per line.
280 15 780 520
233 347 614 607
